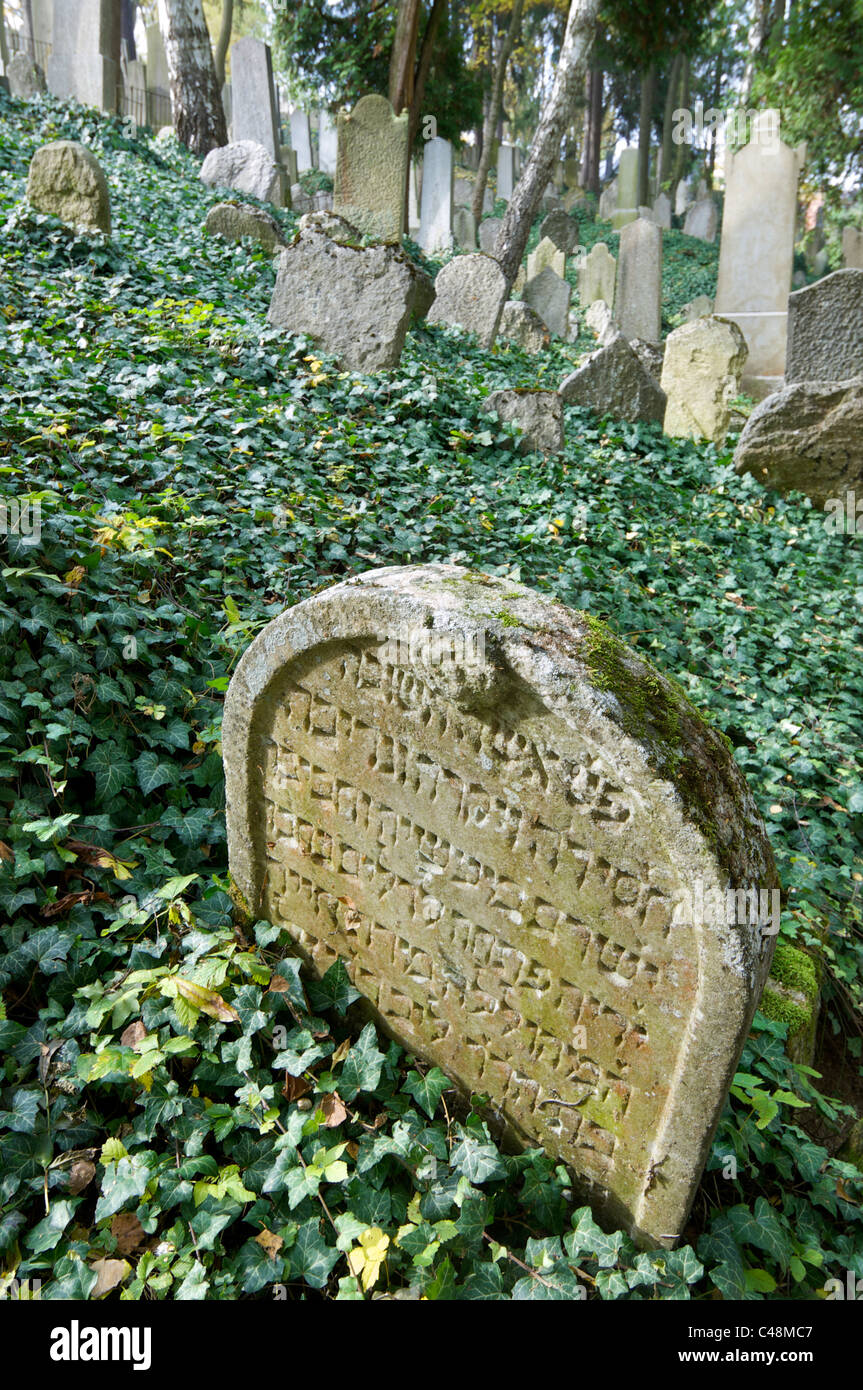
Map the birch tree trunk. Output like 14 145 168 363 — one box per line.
493 0 600 286
637 64 656 207
471 0 526 223
157 0 227 156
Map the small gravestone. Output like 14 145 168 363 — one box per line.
267 212 430 371
524 266 571 339
426 253 507 347
290 109 313 172
527 235 565 281
842 226 863 270
318 109 338 173
454 177 472 207
205 202 286 253
675 178 694 217
8 51 46 99
610 148 638 228
223 562 778 1247
598 178 618 222
616 218 662 345
483 389 564 455
785 269 863 384
733 379 863 504
479 217 502 255
417 137 453 254
540 209 579 254
661 317 748 444
578 242 616 309
497 142 515 200
200 141 285 206
652 192 672 229
499 301 549 353
559 333 666 424
453 206 477 250
682 294 714 322
27 140 111 234
683 197 717 243
585 298 614 344
333 94 409 244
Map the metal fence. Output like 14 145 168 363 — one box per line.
118 84 173 131
5 28 52 72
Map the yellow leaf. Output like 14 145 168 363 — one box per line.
90 1257 131 1299
175 979 239 1023
255 1228 283 1259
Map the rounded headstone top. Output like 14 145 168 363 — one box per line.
26 140 111 234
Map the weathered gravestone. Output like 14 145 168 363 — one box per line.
27 140 111 234
683 197 717 243
427 254 507 347
290 109 313 172
714 117 806 395
318 109 338 174
524 266 571 339
223 563 778 1247
610 147 638 229
333 94 409 244
8 51 46 99
616 218 662 345
652 192 672 229
200 141 285 206
482 389 564 456
598 178 618 222
578 242 616 310
47 0 120 113
682 294 714 322
785 269 863 384
527 235 565 281
417 137 453 254
479 217 502 255
661 317 748 444
733 380 863 504
231 38 281 158
842 226 863 271
453 206 477 250
267 212 432 371
559 333 666 424
499 301 549 353
497 142 515 200
540 209 579 254
205 202 286 253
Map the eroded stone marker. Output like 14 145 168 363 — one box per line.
224 565 778 1247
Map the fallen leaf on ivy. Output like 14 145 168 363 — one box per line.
111 1213 145 1256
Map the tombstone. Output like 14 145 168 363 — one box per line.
577 242 616 310
652 192 672 229
714 117 806 396
483 187 494 215
524 266 571 339
733 379 863 505
598 178 618 222
318 109 337 174
615 218 662 345
281 146 299 186
560 333 666 423
333 95 409 245
223 562 778 1248
230 38 281 161
482 390 564 456
427 254 507 347
675 177 694 217
47 0 121 112
268 212 430 371
683 197 717 243
479 217 502 255
563 156 580 187
497 142 515 200
290 109 313 173
27 140 111 234
540 209 578 254
527 235 565 282
498 301 549 352
785 269 863 385
682 294 715 322
585 299 615 344
407 160 420 235
7 52 46 99
661 317 748 444
453 206 477 250
454 177 472 208
200 142 285 207
146 22 170 99
842 226 863 271
417 137 453 254
30 0 53 52
610 147 638 228
205 202 285 254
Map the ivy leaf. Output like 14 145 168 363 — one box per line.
339 1023 385 1102
403 1066 450 1119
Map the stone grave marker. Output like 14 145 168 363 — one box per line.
616 218 662 345
842 226 863 270
417 137 454 254
540 209 579 254
578 242 616 310
479 217 502 255
231 38 281 160
610 147 638 228
27 140 111 234
661 317 748 443
200 141 285 206
785 269 863 384
47 0 120 112
524 266 571 338
652 192 672 229
527 235 565 281
8 52 46 99
223 563 778 1247
497 142 515 200
426 253 507 347
333 94 409 244
453 206 477 250
290 109 313 172
683 197 717 243
318 109 338 173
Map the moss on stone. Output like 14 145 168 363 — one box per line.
759 940 821 1064
769 939 819 1002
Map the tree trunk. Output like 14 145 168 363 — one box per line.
0 1 9 73
157 0 227 156
741 0 775 105
579 68 592 186
671 53 690 190
472 0 526 223
637 64 655 207
214 0 233 90
21 0 34 58
389 0 421 114
407 0 447 146
493 0 601 287
706 53 722 186
660 52 682 192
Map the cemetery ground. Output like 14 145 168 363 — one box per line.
1 94 862 1304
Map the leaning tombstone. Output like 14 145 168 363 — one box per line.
482 390 564 455
8 51 46 99
683 197 717 243
333 94 409 244
223 562 779 1249
524 266 571 339
785 268 863 384
577 242 616 310
426 253 507 347
540 209 579 254
200 141 285 206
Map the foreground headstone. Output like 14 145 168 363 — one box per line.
499 301 549 353
715 118 806 395
333 94 409 244
524 266 571 339
483 389 564 455
417 137 453 254
559 332 666 423
223 563 778 1247
785 269 863 384
27 141 111 234
8 51 46 99
661 317 748 443
200 141 285 206
733 379 863 504
205 202 285 253
267 212 432 371
842 226 863 270
427 254 507 347
578 242 616 309
616 218 662 345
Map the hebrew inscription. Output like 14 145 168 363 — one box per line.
224 566 778 1246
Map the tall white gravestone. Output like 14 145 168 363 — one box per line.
616 218 662 345
231 38 280 159
318 108 338 174
497 142 515 201
290 109 313 172
417 137 453 254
